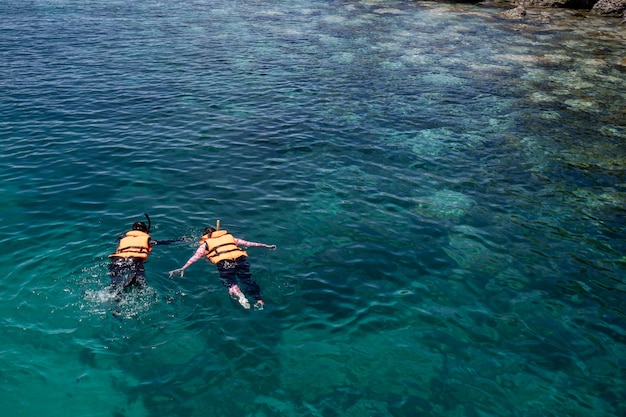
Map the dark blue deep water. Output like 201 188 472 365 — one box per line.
1 1 625 416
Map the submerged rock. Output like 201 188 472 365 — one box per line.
499 5 528 18
517 0 569 6
413 189 475 221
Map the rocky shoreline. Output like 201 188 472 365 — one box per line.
487 0 626 23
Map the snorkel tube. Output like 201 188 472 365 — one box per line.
144 213 151 233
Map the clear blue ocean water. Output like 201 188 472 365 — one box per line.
1 0 625 416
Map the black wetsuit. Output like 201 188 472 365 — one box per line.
216 255 261 301
109 238 181 293
109 257 146 291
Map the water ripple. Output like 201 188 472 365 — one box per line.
1 0 625 416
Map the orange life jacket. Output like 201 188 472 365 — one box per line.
200 229 247 264
109 230 152 259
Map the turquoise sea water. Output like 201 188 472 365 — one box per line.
1 0 626 416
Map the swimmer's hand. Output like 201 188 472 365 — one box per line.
265 244 277 250
169 268 184 278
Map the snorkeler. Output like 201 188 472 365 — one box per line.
108 213 184 294
169 222 276 310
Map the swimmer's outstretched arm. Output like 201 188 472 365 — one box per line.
169 244 205 278
234 237 276 250
151 237 189 245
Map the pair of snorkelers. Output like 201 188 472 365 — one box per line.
108 214 275 310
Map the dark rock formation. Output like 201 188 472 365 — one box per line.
481 0 626 25
590 0 626 15
443 0 626 25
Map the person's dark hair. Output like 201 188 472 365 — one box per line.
132 221 148 233
203 226 216 236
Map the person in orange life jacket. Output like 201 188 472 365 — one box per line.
169 226 276 310
109 220 183 293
